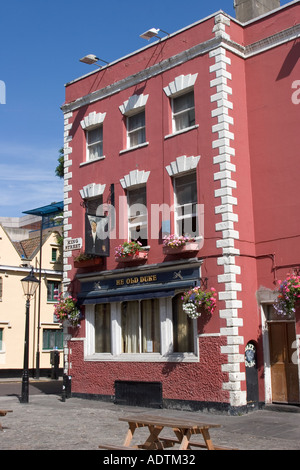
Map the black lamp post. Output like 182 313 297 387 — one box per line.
20 269 39 403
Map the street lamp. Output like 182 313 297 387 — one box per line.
20 269 39 403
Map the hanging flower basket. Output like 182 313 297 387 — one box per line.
181 286 217 319
163 235 199 255
115 241 148 262
274 273 300 316
54 293 82 327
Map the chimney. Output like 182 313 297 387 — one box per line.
234 0 280 22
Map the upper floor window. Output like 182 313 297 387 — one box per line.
174 172 198 237
80 111 106 164
51 248 58 262
85 195 109 256
127 111 146 148
86 126 103 161
127 186 148 246
119 93 149 151
163 73 198 136
172 91 195 133
47 280 61 302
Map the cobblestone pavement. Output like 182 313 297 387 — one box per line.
0 387 300 452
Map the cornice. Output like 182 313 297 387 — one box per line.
62 23 300 114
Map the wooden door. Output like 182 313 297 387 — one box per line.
269 322 299 403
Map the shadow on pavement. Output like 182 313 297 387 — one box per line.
0 379 63 398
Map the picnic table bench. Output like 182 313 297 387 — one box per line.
99 413 237 450
0 410 13 431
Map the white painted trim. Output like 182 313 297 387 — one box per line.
120 169 150 189
209 24 246 407
163 73 198 97
164 124 199 140
260 304 272 404
79 182 106 199
62 112 73 293
165 155 200 177
119 93 149 115
80 111 106 130
84 297 199 363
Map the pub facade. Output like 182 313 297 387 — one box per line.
61 0 300 413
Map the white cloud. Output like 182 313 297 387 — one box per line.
0 145 63 216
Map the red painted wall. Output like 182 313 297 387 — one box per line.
63 2 300 407
70 335 229 404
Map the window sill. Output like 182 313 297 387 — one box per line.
84 352 199 363
80 156 105 167
119 142 149 155
42 349 63 352
164 124 199 140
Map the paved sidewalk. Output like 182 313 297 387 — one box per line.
0 392 299 451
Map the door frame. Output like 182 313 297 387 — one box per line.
261 302 300 404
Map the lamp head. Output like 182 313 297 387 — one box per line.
21 269 39 298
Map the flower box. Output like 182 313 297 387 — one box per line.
163 242 200 255
115 251 148 263
74 257 103 268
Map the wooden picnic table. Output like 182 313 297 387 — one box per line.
99 413 235 450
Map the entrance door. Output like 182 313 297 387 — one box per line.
269 321 299 403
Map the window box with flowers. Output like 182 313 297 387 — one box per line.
73 252 103 268
54 293 82 328
274 273 300 316
181 286 217 319
115 241 148 263
163 235 200 255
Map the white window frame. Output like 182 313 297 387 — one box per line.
126 110 146 149
127 185 148 246
84 297 199 363
120 299 161 354
80 111 106 165
171 90 195 134
119 93 149 152
163 73 198 138
86 125 104 162
173 171 198 238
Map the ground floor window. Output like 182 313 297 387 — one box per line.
43 329 63 350
172 294 194 353
95 303 111 353
121 299 160 353
85 294 198 362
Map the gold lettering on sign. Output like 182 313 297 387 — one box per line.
115 274 158 287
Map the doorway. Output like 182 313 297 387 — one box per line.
267 306 299 404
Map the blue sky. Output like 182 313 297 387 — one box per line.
0 0 291 217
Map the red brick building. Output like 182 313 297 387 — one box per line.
61 0 300 413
